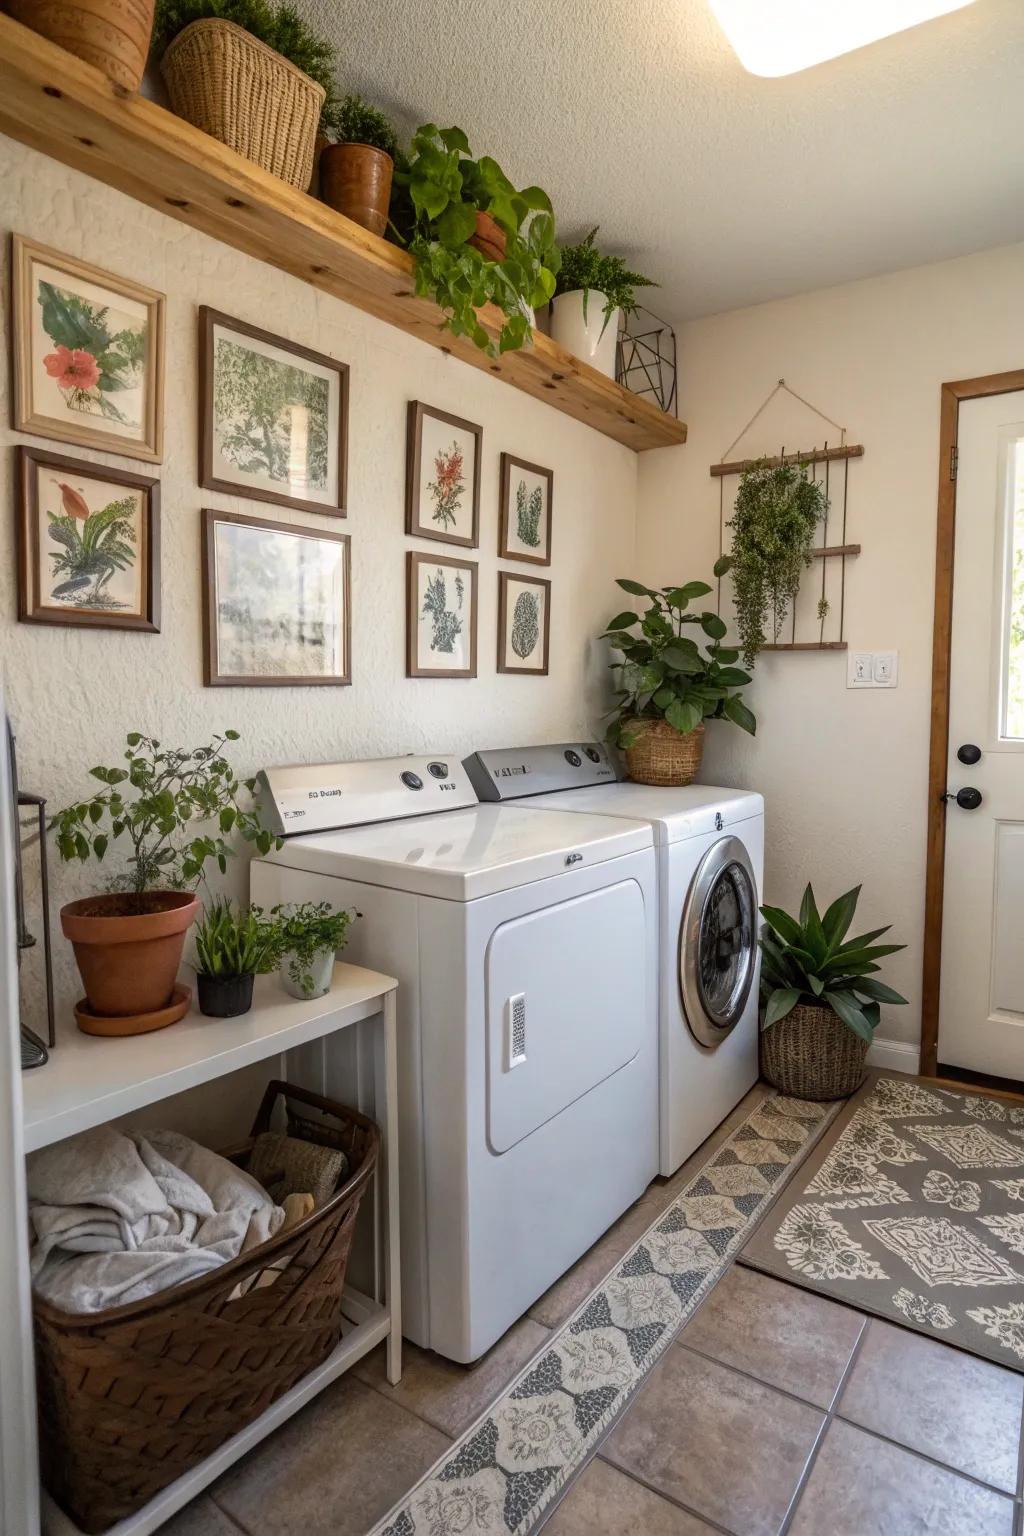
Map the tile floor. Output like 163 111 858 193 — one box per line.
161 1082 1024 1536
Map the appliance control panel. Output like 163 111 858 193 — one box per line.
257 755 479 836
463 742 617 801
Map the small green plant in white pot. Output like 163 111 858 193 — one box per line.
551 227 654 378
274 901 359 1000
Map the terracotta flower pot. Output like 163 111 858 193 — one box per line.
321 142 394 236
6 0 156 91
61 891 199 1019
468 210 507 263
623 719 704 787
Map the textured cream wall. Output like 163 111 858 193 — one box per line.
1 135 638 1033
637 241 1024 1053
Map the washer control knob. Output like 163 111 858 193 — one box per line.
564 750 582 767
427 761 448 779
584 747 602 763
401 771 423 790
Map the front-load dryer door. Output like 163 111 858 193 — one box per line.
680 836 756 1048
486 880 646 1153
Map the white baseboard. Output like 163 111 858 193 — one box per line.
867 1036 921 1075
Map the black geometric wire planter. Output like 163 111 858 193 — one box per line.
616 305 677 416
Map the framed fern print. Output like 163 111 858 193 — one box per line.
406 401 481 548
498 453 553 565
407 551 478 678
17 446 160 631
498 571 550 675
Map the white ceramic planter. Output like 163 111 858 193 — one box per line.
279 946 335 1000
550 289 621 378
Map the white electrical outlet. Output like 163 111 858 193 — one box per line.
848 650 899 689
873 650 898 687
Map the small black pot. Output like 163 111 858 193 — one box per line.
196 971 255 1019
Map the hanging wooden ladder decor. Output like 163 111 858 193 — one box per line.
709 381 865 651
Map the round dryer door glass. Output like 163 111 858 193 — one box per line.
680 836 757 1049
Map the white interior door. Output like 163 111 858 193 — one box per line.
938 392 1024 1077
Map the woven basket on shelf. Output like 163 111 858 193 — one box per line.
34 1081 379 1534
160 18 325 188
623 719 704 787
760 1001 869 1101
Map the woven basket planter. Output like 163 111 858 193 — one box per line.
6 0 155 90
161 18 325 189
623 719 704 787
760 1001 869 1101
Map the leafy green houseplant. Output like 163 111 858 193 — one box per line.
602 569 755 785
274 901 359 1000
320 94 399 236
551 227 655 377
193 898 280 1017
726 459 830 665
759 884 908 1099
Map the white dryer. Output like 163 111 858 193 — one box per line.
250 754 658 1362
465 744 764 1176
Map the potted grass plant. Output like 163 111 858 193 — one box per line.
320 93 398 235
759 884 908 1099
193 898 279 1017
274 900 359 1000
551 226 655 378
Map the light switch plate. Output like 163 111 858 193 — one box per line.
848 650 899 689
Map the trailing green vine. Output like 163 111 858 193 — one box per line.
726 460 829 665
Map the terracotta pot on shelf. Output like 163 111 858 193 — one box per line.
5 0 156 91
760 1000 869 1100
623 719 704 787
61 890 199 1034
468 210 506 263
320 142 394 236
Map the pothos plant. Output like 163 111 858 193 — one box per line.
726 459 829 666
602 568 756 747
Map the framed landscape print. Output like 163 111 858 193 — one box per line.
199 308 349 516
202 509 351 687
498 571 551 675
406 401 481 547
498 453 553 565
407 551 478 678
17 446 159 631
12 235 165 462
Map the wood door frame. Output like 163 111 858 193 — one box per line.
921 367 1024 1075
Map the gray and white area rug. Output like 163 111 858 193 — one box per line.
743 1073 1024 1370
370 1091 836 1536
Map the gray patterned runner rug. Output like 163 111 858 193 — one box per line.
369 1090 838 1536
742 1073 1024 1371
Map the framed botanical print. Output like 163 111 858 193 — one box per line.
498 571 551 675
405 401 481 547
407 551 478 678
17 446 160 631
199 307 349 516
498 453 553 565
202 509 351 687
12 235 165 462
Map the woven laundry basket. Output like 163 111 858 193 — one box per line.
160 18 325 188
623 719 704 787
760 1001 869 1101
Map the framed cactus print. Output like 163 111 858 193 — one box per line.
498 453 553 565
406 401 481 548
17 446 160 631
407 551 478 678
498 572 550 675
12 236 165 462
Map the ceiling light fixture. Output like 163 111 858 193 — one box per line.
708 0 979 77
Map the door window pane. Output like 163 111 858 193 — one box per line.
1002 439 1024 741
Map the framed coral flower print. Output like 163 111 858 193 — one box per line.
499 453 553 565
406 401 481 547
407 551 478 678
498 571 550 675
12 236 165 462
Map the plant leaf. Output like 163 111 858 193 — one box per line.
763 987 801 1028
852 977 909 1005
821 885 861 950
823 990 876 1042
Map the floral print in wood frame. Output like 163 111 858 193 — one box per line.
405 401 482 548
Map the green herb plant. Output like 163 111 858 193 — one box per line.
602 567 756 747
759 884 908 1042
325 93 398 155
194 898 280 978
273 900 359 997
726 459 829 666
554 226 655 335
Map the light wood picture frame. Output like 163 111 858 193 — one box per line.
497 571 551 675
12 235 165 462
199 307 349 516
202 509 351 687
17 445 160 632
406 550 478 678
405 401 482 547
498 453 553 565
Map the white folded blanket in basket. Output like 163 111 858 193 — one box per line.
28 1123 286 1313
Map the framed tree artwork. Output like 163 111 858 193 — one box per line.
17 446 160 631
407 551 478 678
202 509 351 687
12 235 165 462
498 571 551 675
199 307 349 516
405 401 481 547
498 453 553 565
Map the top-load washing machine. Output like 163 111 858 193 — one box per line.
251 753 658 1362
465 743 764 1176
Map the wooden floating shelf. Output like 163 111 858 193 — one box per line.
0 16 687 454
762 642 849 652
710 444 864 477
813 543 861 558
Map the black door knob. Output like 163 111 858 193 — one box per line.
943 786 983 810
957 743 982 765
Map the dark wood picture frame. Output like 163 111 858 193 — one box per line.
202 508 352 688
498 452 553 566
497 571 551 676
406 550 478 678
405 400 482 548
199 306 349 517
17 445 160 631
